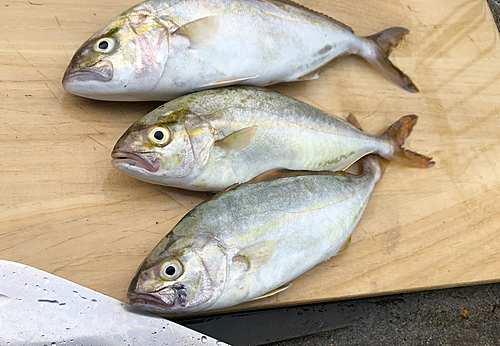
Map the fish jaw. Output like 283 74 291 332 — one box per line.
128 291 175 310
127 261 187 313
111 104 218 187
62 59 119 100
63 59 113 83
62 39 116 96
128 234 230 314
110 140 201 187
111 150 160 174
128 286 188 313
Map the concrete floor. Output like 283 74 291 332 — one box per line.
265 3 500 345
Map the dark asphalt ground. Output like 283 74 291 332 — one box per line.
265 285 500 346
265 3 500 345
180 283 500 345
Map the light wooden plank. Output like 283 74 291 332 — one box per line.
1 0 499 315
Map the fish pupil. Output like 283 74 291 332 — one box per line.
154 131 164 141
165 266 175 276
98 40 109 50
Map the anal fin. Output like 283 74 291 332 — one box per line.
214 183 240 197
201 76 259 89
251 284 291 301
297 70 320 81
336 236 352 255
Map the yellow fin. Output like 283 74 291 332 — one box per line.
232 240 276 271
214 183 240 197
251 284 291 301
247 168 338 184
336 236 352 255
298 69 320 81
214 126 258 156
174 16 220 49
247 169 298 184
201 75 259 88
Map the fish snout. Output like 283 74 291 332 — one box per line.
62 53 114 89
128 286 177 310
111 150 160 173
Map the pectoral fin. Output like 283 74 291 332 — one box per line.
232 240 276 271
174 16 220 49
214 126 258 156
251 284 291 301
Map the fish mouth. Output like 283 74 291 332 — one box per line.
111 150 160 173
63 59 113 85
128 284 187 311
128 293 174 309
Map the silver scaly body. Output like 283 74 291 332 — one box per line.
63 0 417 101
112 87 395 191
128 156 384 313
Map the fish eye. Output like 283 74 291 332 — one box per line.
160 260 183 280
148 127 171 146
94 38 115 53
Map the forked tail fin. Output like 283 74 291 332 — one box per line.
360 27 419 93
379 115 435 168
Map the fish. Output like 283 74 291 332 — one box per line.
62 0 418 101
127 154 392 313
111 87 434 192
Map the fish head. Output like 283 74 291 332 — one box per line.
112 105 215 186
128 233 228 313
62 8 171 101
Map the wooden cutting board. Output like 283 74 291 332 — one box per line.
1 0 499 315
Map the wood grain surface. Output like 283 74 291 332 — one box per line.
1 0 499 315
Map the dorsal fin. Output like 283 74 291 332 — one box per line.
269 0 354 33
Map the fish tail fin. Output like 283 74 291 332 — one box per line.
379 115 435 168
346 115 390 179
360 27 419 93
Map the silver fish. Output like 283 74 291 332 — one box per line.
112 87 434 191
63 0 418 101
127 155 390 313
